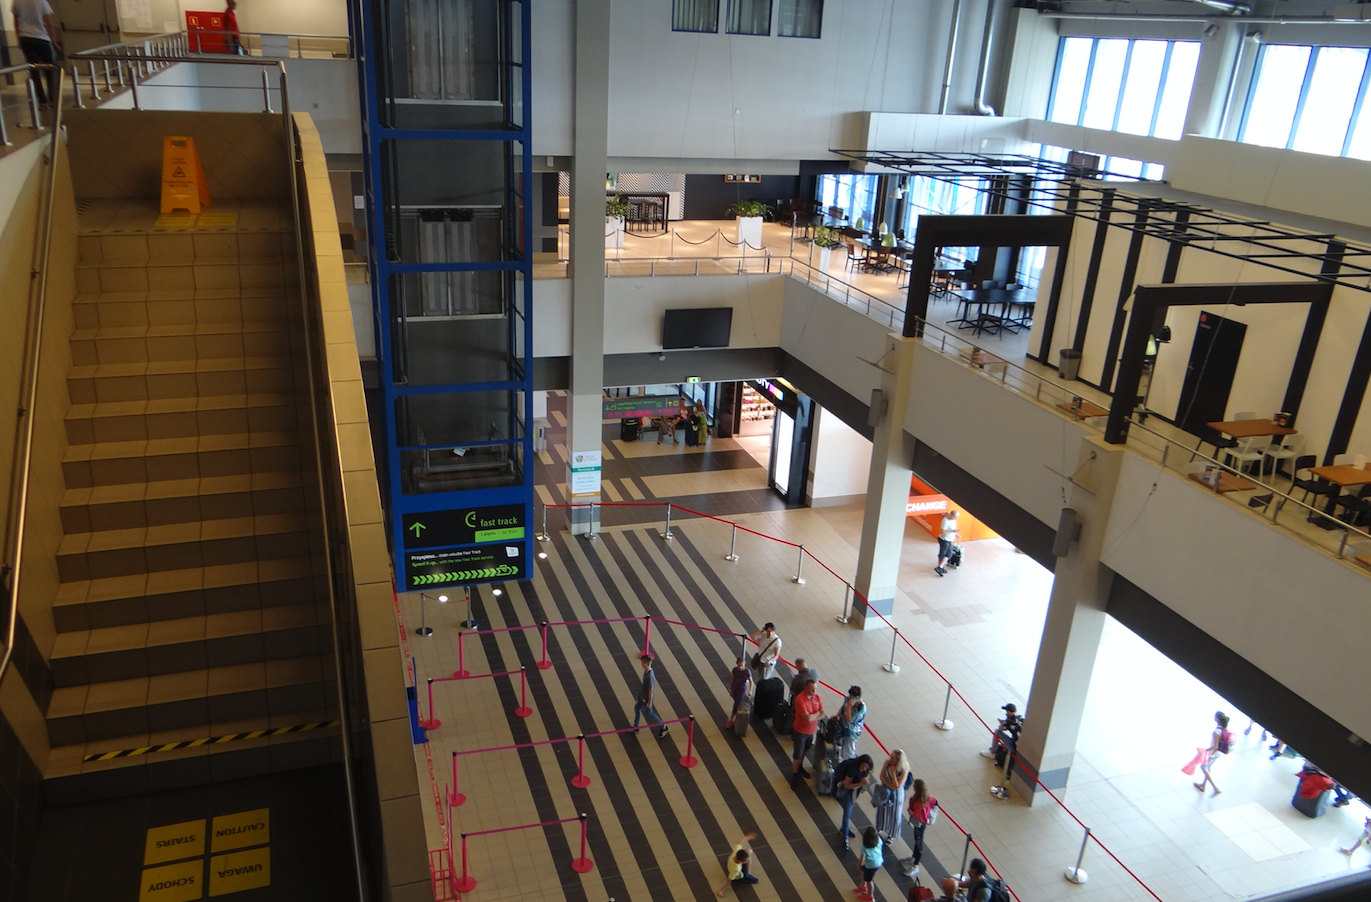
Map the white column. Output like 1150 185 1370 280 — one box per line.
852 335 917 630
565 0 610 535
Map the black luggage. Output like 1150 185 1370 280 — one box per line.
773 698 792 735
620 418 641 441
684 417 700 446
754 677 785 719
1292 789 1330 818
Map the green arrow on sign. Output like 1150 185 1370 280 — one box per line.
408 522 426 538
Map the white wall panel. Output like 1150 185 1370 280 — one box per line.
1078 224 1132 386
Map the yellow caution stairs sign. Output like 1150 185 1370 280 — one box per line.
160 136 211 214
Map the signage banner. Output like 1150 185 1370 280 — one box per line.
602 396 679 419
569 449 602 498
401 504 525 550
406 542 526 588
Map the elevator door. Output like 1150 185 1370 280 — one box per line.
1175 311 1247 439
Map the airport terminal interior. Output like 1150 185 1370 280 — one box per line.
3 1 1371 901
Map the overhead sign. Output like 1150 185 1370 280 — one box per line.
401 504 525 550
602 396 678 419
568 450 601 498
406 542 526 588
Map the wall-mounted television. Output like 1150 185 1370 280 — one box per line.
662 307 732 350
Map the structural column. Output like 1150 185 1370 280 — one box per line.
565 0 611 535
1010 435 1123 805
852 336 917 630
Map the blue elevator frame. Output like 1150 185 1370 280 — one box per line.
354 0 534 591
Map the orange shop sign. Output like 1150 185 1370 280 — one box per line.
906 495 950 515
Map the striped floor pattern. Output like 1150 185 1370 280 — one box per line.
417 520 949 902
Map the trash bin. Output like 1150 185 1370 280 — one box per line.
1058 349 1082 381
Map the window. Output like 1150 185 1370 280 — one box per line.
726 0 771 35
673 0 719 33
1239 44 1371 158
778 0 821 38
1047 37 1201 139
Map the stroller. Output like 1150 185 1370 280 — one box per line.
947 544 964 570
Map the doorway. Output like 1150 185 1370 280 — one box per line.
1175 311 1247 438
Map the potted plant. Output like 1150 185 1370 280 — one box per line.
812 224 841 270
606 194 630 249
725 199 771 250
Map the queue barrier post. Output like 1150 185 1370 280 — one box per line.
725 522 740 562
419 678 441 731
882 628 901 674
661 503 674 541
680 715 698 768
538 503 551 542
537 620 553 670
571 734 591 788
738 633 748 661
990 740 1013 800
957 832 973 882
455 834 475 892
791 544 806 584
571 813 595 874
450 751 465 807
1065 826 1090 884
642 615 652 657
933 682 955 731
837 583 851 624
515 665 533 718
454 631 470 678
585 502 599 541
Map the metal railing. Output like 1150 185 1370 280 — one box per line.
67 49 285 113
0 62 53 145
0 64 63 686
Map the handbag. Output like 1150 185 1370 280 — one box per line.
926 800 939 826
750 638 776 671
870 784 893 808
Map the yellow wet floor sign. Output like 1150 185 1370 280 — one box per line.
161 136 210 214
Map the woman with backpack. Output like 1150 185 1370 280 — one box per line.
1194 711 1233 796
901 778 937 878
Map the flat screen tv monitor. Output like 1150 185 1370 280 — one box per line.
662 307 732 350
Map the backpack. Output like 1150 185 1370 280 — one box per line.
1217 730 1234 755
982 876 1011 902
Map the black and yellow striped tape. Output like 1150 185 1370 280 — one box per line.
83 720 341 762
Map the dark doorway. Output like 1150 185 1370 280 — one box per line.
1175 311 1247 439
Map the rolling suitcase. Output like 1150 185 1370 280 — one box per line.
816 755 835 795
1292 788 1330 818
684 417 700 446
875 792 900 841
773 698 792 735
754 677 785 719
620 418 641 441
733 696 751 738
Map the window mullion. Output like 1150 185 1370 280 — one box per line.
1079 39 1099 127
1150 42 1174 137
1236 43 1268 143
1342 51 1371 157
1112 40 1135 132
1287 46 1320 150
1047 38 1067 120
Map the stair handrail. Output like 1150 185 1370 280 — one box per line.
0 65 65 686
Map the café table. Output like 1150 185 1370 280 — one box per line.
948 287 1028 336
1306 464 1371 527
1057 400 1109 420
1188 470 1257 494
1207 419 1297 439
958 347 1008 378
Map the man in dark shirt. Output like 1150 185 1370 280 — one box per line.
833 754 873 849
632 653 669 738
789 658 820 700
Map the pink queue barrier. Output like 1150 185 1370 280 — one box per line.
452 813 594 892
448 715 698 805
424 666 534 732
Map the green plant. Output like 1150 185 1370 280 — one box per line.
606 195 630 219
812 224 842 249
725 199 773 220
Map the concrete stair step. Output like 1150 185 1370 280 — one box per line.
73 258 297 295
56 512 318 582
63 431 310 489
73 289 300 330
68 357 299 404
45 654 336 746
52 557 326 632
64 392 302 444
69 322 300 367
59 470 308 533
50 601 331 688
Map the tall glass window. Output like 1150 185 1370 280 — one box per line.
726 0 772 35
777 0 821 38
673 0 720 32
1047 37 1202 139
1240 44 1371 158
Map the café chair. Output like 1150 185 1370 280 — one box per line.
1291 454 1336 505
844 238 865 272
1334 485 1371 527
1224 435 1269 474
1232 410 1257 421
1333 453 1354 466
1247 492 1275 513
1263 433 1305 477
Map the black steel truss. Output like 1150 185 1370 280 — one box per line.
832 150 1371 293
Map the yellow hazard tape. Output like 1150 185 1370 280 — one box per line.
83 720 341 762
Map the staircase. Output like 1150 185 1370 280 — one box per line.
45 210 338 782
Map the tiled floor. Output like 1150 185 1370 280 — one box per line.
398 398 1371 902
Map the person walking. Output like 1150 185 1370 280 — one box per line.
1193 711 1232 796
855 826 883 901
223 0 245 54
873 749 910 844
631 653 669 738
902 778 938 878
789 678 824 788
12 0 61 106
935 509 959 576
748 622 782 683
833 754 873 850
1341 816 1371 858
715 832 760 898
789 658 820 700
723 656 752 731
838 686 866 761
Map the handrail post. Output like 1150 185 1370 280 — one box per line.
87 60 100 100
26 79 41 130
70 62 84 109
724 522 739 561
102 58 112 91
129 70 140 110
882 627 901 673
262 68 272 112
791 545 805 584
0 95 8 145
660 503 674 541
